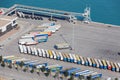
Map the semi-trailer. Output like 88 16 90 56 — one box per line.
34 34 48 43
41 49 46 58
62 53 67 62
65 68 80 76
83 57 89 66
65 53 70 62
55 52 60 60
91 58 96 67
58 52 63 61
98 59 103 69
38 48 42 57
69 54 74 63
114 62 119 72
87 57 92 67
79 56 84 65
19 45 24 53
102 60 107 69
34 47 38 56
75 70 90 77
106 60 112 70
26 46 31 54
94 59 99 68
110 62 115 71
117 63 120 72
75 55 81 64
45 50 49 58
72 54 77 63
21 34 34 39
90 72 102 79
48 50 53 59
52 51 57 59
30 47 35 55
36 63 48 69
22 45 27 54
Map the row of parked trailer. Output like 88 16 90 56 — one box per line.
19 44 120 73
2 55 102 79
19 22 61 45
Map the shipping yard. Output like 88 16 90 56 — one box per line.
0 4 120 80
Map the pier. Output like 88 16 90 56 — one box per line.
3 4 91 23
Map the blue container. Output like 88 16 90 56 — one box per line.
84 61 89 66
70 59 74 63
111 67 115 71
63 58 67 62
92 63 97 67
67 58 71 62
91 73 102 79
77 61 81 64
103 66 107 69
99 65 103 69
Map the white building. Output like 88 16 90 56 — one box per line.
0 16 17 36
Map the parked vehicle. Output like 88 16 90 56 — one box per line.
87 57 92 66
38 48 42 57
98 59 103 69
101 60 107 69
106 60 112 70
54 43 70 50
18 45 24 53
110 62 115 71
94 59 99 68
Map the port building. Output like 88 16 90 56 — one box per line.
0 16 17 36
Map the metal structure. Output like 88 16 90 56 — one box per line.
4 4 91 23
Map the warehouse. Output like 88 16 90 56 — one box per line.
0 16 17 36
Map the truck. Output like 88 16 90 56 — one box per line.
54 43 70 50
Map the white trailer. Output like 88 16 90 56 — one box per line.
114 62 119 72
19 45 24 53
52 51 57 59
45 50 49 58
22 45 27 54
117 63 120 72
72 54 77 63
69 53 74 63
79 56 85 65
94 59 99 68
31 47 35 55
19 38 37 45
21 34 34 39
34 48 38 56
41 49 46 57
38 48 42 57
87 57 92 66
26 46 31 54
59 52 63 60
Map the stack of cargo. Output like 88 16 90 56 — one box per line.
18 22 61 45
60 68 102 79
2 55 102 79
18 44 120 73
19 34 38 45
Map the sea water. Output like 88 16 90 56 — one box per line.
0 0 120 26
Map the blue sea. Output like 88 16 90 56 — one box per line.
0 0 120 26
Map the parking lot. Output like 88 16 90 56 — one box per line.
0 17 120 79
